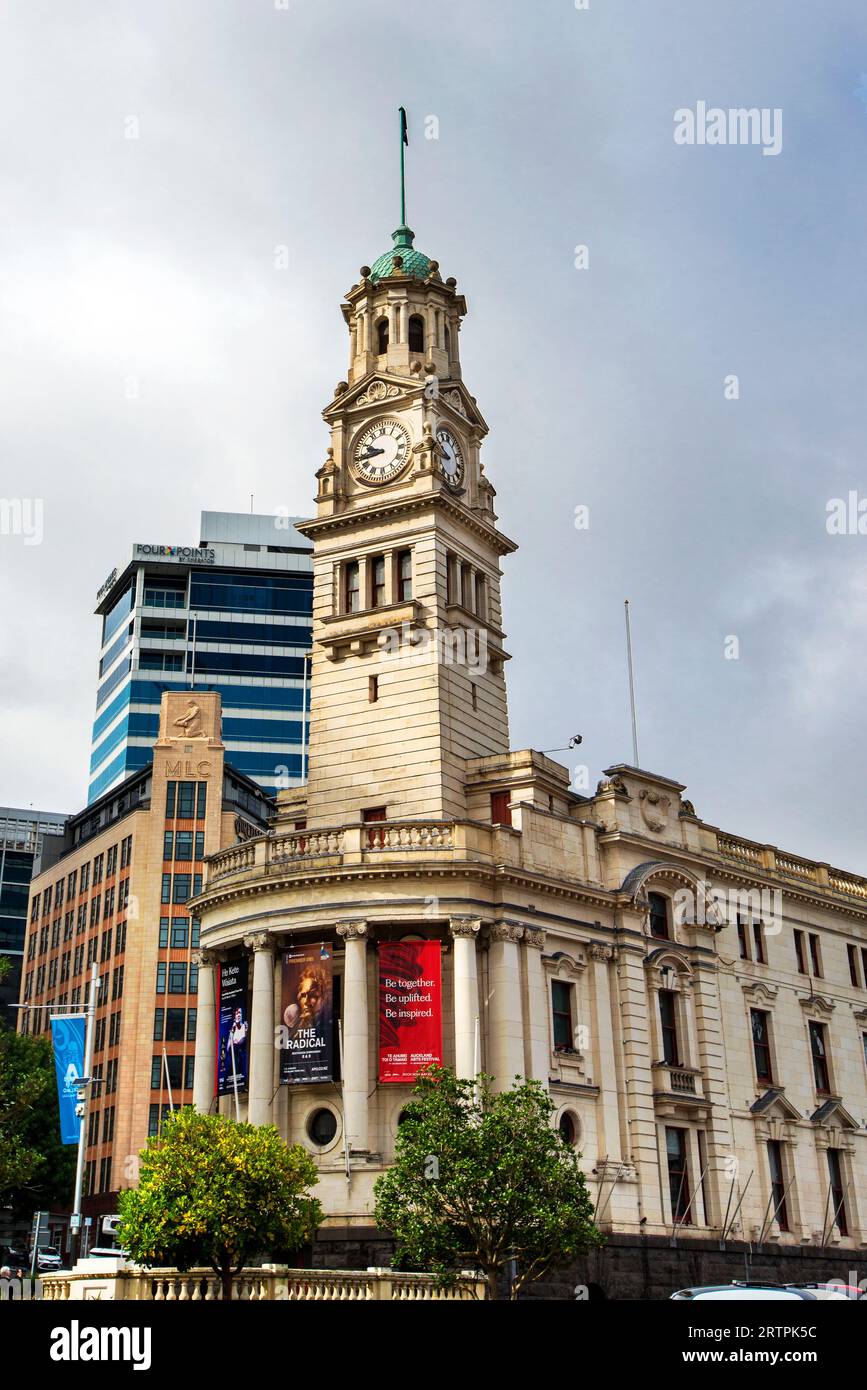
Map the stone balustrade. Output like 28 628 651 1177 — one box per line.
39 1263 483 1302
714 832 867 904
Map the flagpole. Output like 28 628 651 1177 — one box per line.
624 599 640 768
69 964 100 1266
399 106 407 225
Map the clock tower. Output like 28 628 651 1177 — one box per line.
296 206 516 826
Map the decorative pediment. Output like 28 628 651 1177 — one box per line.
645 947 693 991
438 382 488 435
741 980 779 1006
322 372 418 419
799 993 836 1019
542 949 587 980
750 1087 802 1132
618 861 725 932
810 1097 859 1131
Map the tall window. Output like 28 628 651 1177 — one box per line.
344 561 360 613
408 315 425 353
809 1021 830 1094
751 1009 773 1082
397 550 412 602
827 1149 848 1236
752 922 766 964
551 981 573 1051
809 933 822 977
847 944 860 988
767 1140 789 1231
666 1127 691 1224
794 929 807 974
376 318 389 354
371 555 386 608
737 916 750 960
649 893 670 940
659 990 680 1066
474 573 486 620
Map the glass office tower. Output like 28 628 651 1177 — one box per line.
0 807 67 1022
89 512 313 803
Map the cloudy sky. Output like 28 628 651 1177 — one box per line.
1 0 866 871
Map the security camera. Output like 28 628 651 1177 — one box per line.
75 1103 85 1118
568 735 583 748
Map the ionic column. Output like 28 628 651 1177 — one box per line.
523 928 548 1083
487 922 525 1090
337 920 369 1152
449 918 481 1079
245 932 275 1126
192 950 217 1115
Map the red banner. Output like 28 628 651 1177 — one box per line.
378 941 442 1083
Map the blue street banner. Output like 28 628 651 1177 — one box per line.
50 1015 86 1145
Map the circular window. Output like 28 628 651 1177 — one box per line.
558 1111 578 1146
307 1108 338 1146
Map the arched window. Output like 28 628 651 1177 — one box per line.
408 315 425 353
558 1111 577 1146
376 318 389 354
648 892 670 940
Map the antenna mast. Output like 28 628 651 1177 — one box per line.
624 599 640 768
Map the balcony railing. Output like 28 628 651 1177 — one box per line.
39 1264 482 1302
206 818 476 886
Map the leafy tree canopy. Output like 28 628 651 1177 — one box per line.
0 1030 76 1212
374 1067 603 1299
118 1109 323 1299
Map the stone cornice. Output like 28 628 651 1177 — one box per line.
297 490 517 556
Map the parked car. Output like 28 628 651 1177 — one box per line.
30 1246 62 1273
793 1282 865 1300
85 1246 129 1259
671 1282 839 1301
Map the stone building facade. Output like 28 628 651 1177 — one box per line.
185 221 866 1274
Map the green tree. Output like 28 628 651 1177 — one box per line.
374 1067 603 1300
118 1109 323 1300
0 1030 77 1211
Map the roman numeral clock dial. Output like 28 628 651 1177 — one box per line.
352 419 412 485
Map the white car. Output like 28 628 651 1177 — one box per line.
671 1282 833 1301
32 1246 62 1272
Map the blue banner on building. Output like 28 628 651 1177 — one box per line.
50 1015 86 1145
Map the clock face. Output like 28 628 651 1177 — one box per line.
352 419 412 485
436 426 465 489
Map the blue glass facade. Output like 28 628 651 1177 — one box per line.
0 808 67 1016
89 514 313 804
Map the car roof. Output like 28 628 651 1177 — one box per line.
673 1284 814 1299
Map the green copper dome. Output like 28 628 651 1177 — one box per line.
369 225 433 282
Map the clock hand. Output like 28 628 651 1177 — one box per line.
360 446 385 458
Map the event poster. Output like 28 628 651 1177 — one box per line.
217 957 249 1095
50 1015 86 1144
378 941 442 1083
280 945 334 1085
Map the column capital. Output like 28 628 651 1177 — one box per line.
336 919 369 942
588 943 614 964
243 931 273 954
449 917 482 940
524 928 546 950
192 948 219 969
489 921 524 945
